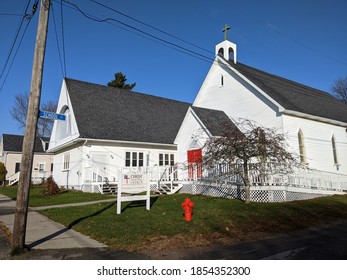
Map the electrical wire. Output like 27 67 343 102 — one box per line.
60 0 67 76
0 0 31 84
90 0 214 56
61 0 215 64
0 0 39 93
51 3 65 78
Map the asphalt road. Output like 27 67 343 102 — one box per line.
1 219 347 260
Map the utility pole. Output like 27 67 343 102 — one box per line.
12 0 50 252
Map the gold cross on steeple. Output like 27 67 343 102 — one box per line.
222 24 231 40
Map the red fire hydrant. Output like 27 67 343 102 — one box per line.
181 197 195 222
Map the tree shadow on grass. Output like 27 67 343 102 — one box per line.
27 202 114 249
27 197 159 249
26 197 158 249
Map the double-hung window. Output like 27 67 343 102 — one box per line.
159 153 175 166
125 151 144 167
38 163 45 172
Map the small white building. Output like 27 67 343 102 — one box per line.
0 134 53 185
48 78 191 191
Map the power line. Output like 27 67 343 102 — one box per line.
62 0 214 64
0 0 39 93
0 19 32 93
90 0 214 56
0 0 31 84
51 2 65 77
60 0 67 76
267 25 347 67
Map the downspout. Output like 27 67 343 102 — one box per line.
81 140 89 188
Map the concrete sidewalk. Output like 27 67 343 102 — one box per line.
0 194 107 250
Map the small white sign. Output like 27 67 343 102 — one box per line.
117 171 151 214
123 173 147 186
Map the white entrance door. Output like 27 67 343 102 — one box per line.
91 154 108 182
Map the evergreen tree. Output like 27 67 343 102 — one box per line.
107 72 136 90
0 162 7 186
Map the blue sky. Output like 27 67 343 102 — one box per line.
0 0 346 137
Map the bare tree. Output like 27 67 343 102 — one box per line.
203 118 296 203
331 76 347 104
10 92 57 138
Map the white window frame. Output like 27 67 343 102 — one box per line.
38 163 45 172
63 153 70 171
125 151 144 167
159 153 175 166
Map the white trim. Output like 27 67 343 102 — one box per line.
284 110 347 128
48 137 177 153
189 107 213 138
216 56 286 112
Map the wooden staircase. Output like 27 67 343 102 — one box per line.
155 182 183 195
101 183 117 195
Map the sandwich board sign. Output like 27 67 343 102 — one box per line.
117 171 151 214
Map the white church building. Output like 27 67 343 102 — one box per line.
48 33 347 201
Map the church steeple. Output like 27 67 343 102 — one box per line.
215 24 237 63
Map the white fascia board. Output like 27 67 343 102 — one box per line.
79 138 177 148
217 56 285 113
174 106 212 145
189 107 213 138
284 110 347 128
193 58 219 106
47 138 79 153
174 107 192 144
48 137 177 153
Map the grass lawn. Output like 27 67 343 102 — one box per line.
2 185 347 251
0 185 113 207
37 193 347 251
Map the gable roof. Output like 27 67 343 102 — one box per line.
227 60 347 124
1 134 49 153
65 78 191 145
191 106 238 136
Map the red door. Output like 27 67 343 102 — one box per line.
187 149 202 180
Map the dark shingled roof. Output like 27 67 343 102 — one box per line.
65 78 191 144
2 134 49 153
191 106 238 136
228 61 347 124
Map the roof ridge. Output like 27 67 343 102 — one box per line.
65 77 192 106
232 61 333 97
219 57 347 123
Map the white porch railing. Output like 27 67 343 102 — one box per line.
81 163 347 193
201 163 347 192
9 172 20 186
8 170 52 186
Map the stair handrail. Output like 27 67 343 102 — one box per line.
9 171 20 186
